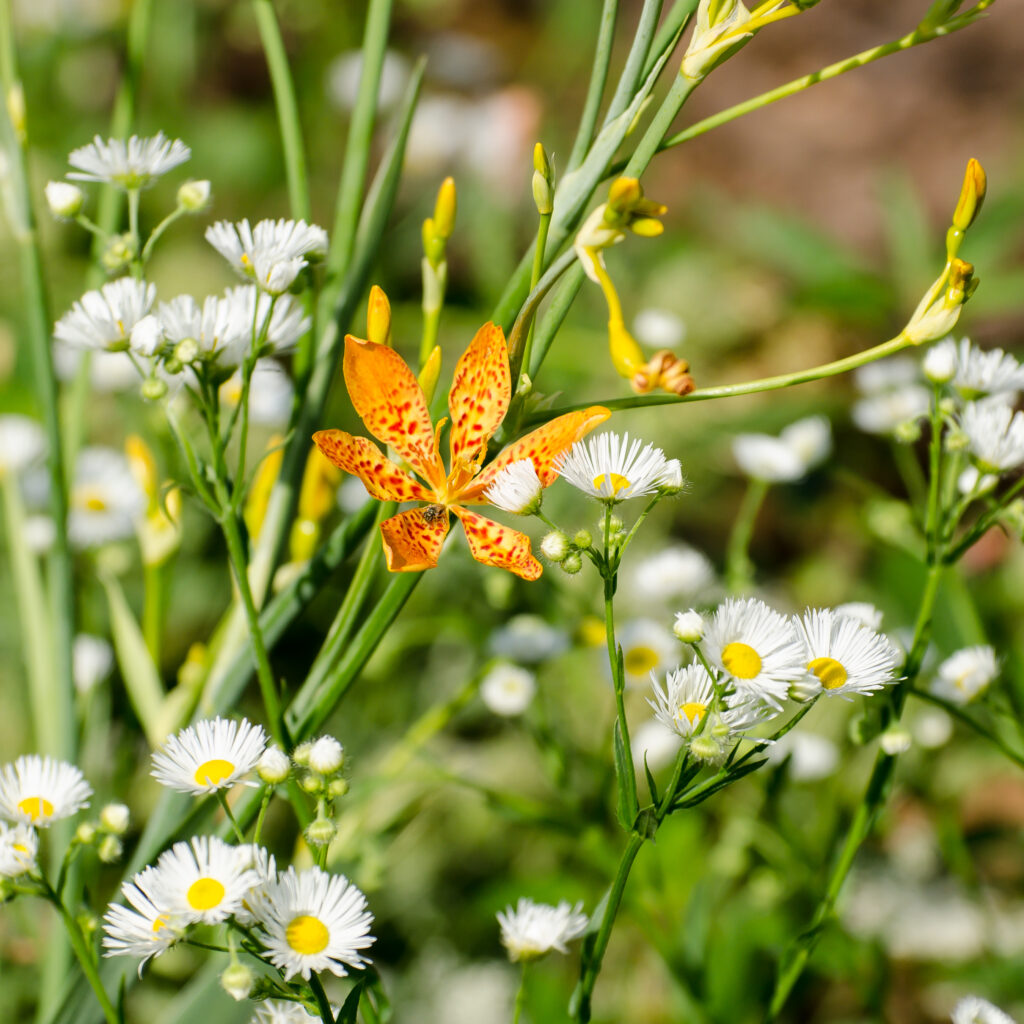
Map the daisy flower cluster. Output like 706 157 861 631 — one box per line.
647 597 902 761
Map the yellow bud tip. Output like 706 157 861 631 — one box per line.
608 177 643 211
433 177 457 239
417 345 443 404
533 142 551 178
366 285 392 346
629 218 664 238
953 158 987 232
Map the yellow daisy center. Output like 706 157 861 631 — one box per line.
18 796 54 821
194 758 236 787
186 877 225 911
808 656 848 690
76 487 108 512
240 253 253 269
152 914 170 935
286 914 330 955
676 701 707 725
593 472 630 495
722 642 762 679
624 645 661 676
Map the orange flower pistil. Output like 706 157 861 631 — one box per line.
313 323 609 580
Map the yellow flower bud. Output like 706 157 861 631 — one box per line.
533 142 551 178
607 177 643 216
629 217 664 238
953 158 986 232
125 435 159 507
433 176 457 240
244 435 285 539
366 285 391 346
417 344 443 404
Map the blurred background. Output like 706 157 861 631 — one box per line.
2 1 1024 1022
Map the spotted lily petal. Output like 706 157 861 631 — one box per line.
448 322 511 467
312 430 432 503
343 335 445 490
460 406 611 502
452 506 541 580
380 506 451 572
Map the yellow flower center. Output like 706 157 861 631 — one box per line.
186 877 225 911
17 796 54 821
240 253 253 269
593 472 630 495
808 656 848 690
286 914 330 955
152 914 170 935
624 645 660 676
722 642 762 679
76 487 108 512
676 702 707 725
194 758 236 787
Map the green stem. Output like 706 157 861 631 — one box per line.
127 188 141 276
531 331 914 420
142 561 164 666
924 388 944 551
252 786 274 846
215 789 246 843
140 205 186 265
725 478 769 592
252 0 311 222
520 213 552 379
623 72 696 177
571 833 645 1023
308 973 335 1024
565 0 619 173
512 962 529 1024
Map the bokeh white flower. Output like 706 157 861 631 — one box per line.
496 897 588 962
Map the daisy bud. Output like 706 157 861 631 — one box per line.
923 342 957 384
299 772 323 794
673 610 704 643
177 179 211 212
99 803 130 835
560 551 582 575
540 531 569 562
45 181 83 219
306 817 336 847
101 233 135 274
258 745 291 784
75 823 97 845
97 835 123 864
292 741 313 767
945 426 969 452
657 459 685 495
174 337 200 364
328 777 349 799
608 515 624 534
938 396 958 416
690 734 722 762
880 727 912 756
140 376 168 401
308 736 344 775
220 961 255 1002
573 528 592 549
892 419 921 444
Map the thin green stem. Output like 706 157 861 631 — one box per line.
142 561 164 665
140 205 186 264
252 0 311 222
623 72 696 177
725 478 769 592
565 0 619 173
308 973 335 1024
605 554 639 826
252 786 274 846
520 213 551 377
127 188 142 276
924 388 944 552
512 962 529 1024
216 789 246 843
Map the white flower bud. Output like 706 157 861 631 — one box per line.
658 459 685 494
879 727 912 756
299 772 323 794
75 823 97 845
306 817 336 847
291 741 313 767
99 803 130 835
45 181 84 219
923 340 957 383
257 745 291 784
540 530 569 562
177 179 211 212
672 610 704 643
220 962 254 1001
97 835 123 864
560 551 582 575
690 734 722 761
328 777 349 798
308 736 344 775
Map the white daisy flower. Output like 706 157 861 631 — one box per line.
648 663 770 741
628 544 715 603
618 618 678 687
0 755 91 826
951 996 1017 1024
251 1002 323 1024
68 447 146 549
484 459 543 515
54 278 156 353
957 465 999 497
220 359 294 425
308 736 344 775
206 218 328 294
0 415 46 476
0 821 39 876
149 835 259 926
67 132 190 190
221 285 312 354
834 602 884 631
931 337 1024 399
72 633 115 695
962 401 1024 473
480 663 536 717
251 865 375 980
555 432 675 502
930 645 999 705
234 845 278 927
496 898 588 962
766 732 839 782
156 293 244 365
732 415 831 484
700 598 805 711
489 615 568 663
794 608 900 699
102 866 182 971
151 716 267 795
852 387 931 436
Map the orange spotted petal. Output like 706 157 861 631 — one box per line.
343 335 445 490
459 405 611 502
312 430 432 503
380 506 452 572
452 506 542 581
448 322 511 467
